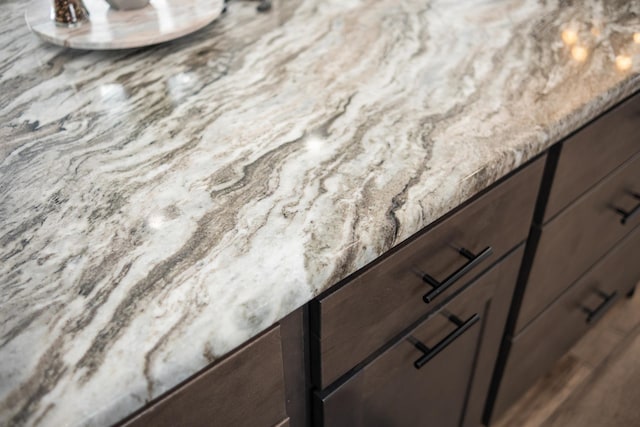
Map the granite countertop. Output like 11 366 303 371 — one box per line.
1 0 639 425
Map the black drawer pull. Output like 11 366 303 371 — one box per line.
584 290 618 324
413 313 480 369
422 247 493 303
615 193 640 225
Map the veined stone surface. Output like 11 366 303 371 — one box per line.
1 0 639 425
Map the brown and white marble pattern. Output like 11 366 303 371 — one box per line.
1 0 639 426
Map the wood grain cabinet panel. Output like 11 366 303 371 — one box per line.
311 156 545 389
492 225 640 420
315 246 524 427
121 326 287 427
515 151 640 333
543 92 640 223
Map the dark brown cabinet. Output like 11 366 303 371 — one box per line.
515 151 640 332
487 90 640 424
493 225 640 417
315 246 524 427
120 326 289 427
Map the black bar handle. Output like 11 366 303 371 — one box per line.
413 313 480 369
615 193 640 225
422 247 493 303
586 290 618 324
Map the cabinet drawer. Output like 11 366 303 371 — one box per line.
315 247 523 427
516 151 640 332
493 225 640 419
310 156 545 388
122 326 287 427
543 92 640 222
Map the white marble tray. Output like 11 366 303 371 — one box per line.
25 0 224 50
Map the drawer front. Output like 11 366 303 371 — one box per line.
516 152 640 332
493 225 640 419
122 326 287 427
544 92 640 222
315 247 523 427
311 156 545 388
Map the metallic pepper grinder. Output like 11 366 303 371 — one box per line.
52 0 89 26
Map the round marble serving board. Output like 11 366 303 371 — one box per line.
25 0 224 49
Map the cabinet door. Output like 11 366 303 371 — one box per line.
315 247 523 427
121 326 287 427
491 225 640 420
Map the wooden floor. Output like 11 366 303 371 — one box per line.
493 287 640 427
